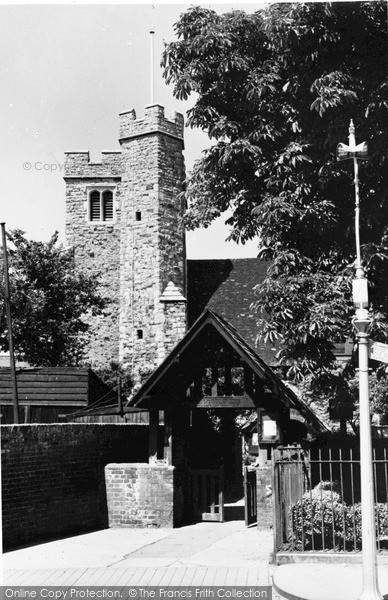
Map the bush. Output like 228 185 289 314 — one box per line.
291 487 348 550
290 482 388 551
346 503 388 548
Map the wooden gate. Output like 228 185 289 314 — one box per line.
244 467 257 526
190 468 224 522
273 446 310 551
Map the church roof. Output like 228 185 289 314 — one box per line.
187 258 278 365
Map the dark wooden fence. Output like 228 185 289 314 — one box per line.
274 443 388 553
0 367 117 423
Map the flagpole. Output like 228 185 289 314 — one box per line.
150 30 155 105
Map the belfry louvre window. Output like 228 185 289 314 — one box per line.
103 191 113 220
90 191 100 221
89 190 114 222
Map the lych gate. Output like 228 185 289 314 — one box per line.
105 310 328 529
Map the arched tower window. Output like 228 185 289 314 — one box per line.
90 191 101 221
103 191 113 221
88 189 115 222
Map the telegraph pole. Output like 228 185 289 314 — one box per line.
1 223 19 424
337 122 382 600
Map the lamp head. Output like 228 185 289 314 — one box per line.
352 276 368 309
353 308 371 334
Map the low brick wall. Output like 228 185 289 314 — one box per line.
257 466 273 530
105 463 174 528
1 424 148 550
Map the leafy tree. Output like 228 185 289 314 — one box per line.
0 230 104 366
162 2 388 417
94 361 134 398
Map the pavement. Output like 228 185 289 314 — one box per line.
273 563 388 600
4 521 388 599
1 520 281 594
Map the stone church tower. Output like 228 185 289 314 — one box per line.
64 104 187 382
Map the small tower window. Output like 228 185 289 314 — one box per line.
90 191 101 221
103 191 113 221
88 189 115 223
137 329 143 339
136 211 142 221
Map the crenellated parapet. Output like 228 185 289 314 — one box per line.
64 102 186 375
64 150 122 179
119 104 184 144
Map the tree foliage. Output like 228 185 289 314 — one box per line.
94 361 134 398
162 2 388 415
0 230 104 366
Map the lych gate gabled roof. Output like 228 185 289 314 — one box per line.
125 309 330 433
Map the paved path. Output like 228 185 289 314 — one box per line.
273 563 388 600
2 521 281 595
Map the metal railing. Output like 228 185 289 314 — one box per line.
273 444 388 552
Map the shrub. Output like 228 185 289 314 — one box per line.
291 487 348 550
290 483 388 551
346 503 388 548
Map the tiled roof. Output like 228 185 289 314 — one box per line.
187 258 278 365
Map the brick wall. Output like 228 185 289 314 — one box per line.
1 424 148 550
105 463 174 528
256 466 273 530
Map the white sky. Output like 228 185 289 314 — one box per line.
0 2 260 259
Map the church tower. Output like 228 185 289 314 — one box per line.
118 104 186 381
64 103 187 380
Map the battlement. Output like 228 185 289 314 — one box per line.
64 100 186 375
64 150 122 179
119 104 184 142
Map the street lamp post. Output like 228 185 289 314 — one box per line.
337 122 382 600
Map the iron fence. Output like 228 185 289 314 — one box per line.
273 444 388 552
